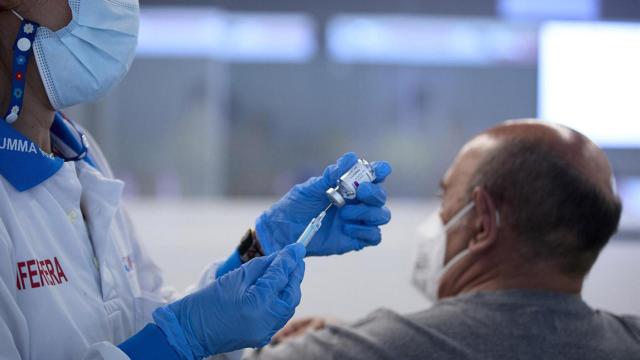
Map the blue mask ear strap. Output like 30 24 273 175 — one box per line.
4 12 40 124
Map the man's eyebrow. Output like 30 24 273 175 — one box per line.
439 179 446 189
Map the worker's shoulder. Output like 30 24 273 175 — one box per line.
0 176 12 197
0 182 12 246
0 176 17 213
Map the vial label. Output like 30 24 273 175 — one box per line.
337 160 375 200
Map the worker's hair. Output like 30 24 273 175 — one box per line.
470 139 622 276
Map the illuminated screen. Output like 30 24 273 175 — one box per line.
327 15 536 65
498 0 599 20
137 7 316 62
538 22 640 148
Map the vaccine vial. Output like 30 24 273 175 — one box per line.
326 159 376 207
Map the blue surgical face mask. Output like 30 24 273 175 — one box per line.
11 0 139 111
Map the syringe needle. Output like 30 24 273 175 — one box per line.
322 203 333 213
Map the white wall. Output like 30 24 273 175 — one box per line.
126 199 640 321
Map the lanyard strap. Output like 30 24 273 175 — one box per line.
4 12 40 124
51 112 95 165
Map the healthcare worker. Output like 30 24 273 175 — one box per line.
0 1 392 360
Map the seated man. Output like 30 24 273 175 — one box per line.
244 119 640 360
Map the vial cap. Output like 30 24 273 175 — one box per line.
326 187 346 207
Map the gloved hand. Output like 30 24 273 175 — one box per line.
256 152 392 256
153 244 306 360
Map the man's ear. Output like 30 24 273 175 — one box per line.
469 186 498 253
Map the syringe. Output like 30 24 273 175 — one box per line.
296 203 333 247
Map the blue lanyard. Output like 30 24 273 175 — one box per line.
2 14 93 166
4 12 40 124
51 112 95 166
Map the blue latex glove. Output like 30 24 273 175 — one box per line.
256 152 392 256
153 244 306 360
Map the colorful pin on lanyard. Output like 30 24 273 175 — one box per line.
4 10 40 124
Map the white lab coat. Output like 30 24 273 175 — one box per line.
0 122 221 359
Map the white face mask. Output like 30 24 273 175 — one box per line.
411 202 475 302
12 0 139 110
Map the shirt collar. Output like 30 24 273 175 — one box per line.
0 113 90 192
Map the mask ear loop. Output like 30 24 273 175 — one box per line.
3 11 40 124
440 204 501 278
436 202 475 277
443 202 475 232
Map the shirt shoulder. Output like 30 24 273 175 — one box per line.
243 309 412 360
333 307 475 360
620 314 640 339
595 310 640 341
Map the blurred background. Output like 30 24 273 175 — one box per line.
67 0 640 318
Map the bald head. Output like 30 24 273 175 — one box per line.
452 119 622 276
476 119 616 198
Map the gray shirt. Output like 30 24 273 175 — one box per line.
243 290 640 360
